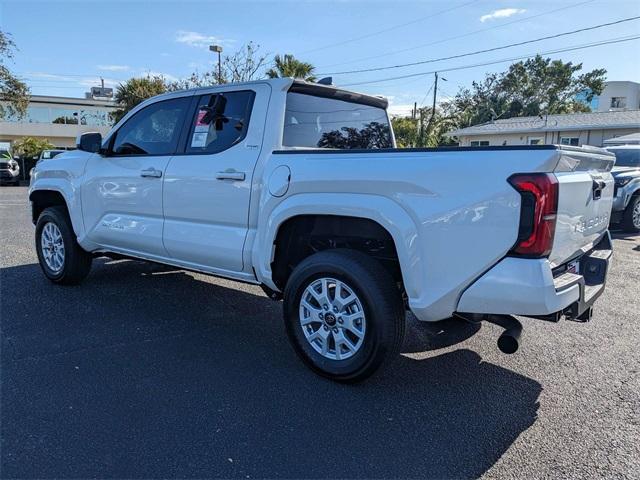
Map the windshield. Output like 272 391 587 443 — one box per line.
41 150 63 160
283 92 392 149
610 149 640 167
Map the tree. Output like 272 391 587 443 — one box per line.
0 30 30 120
12 136 54 159
317 122 392 149
266 54 316 81
112 76 167 123
168 42 269 90
447 55 606 129
391 117 419 148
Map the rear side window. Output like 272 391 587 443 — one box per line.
111 97 190 156
186 91 255 154
283 92 392 149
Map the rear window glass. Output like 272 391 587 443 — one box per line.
610 148 640 167
283 92 392 149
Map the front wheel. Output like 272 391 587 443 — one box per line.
35 206 92 285
283 249 405 383
621 194 640 233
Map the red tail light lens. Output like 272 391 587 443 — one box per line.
508 173 559 258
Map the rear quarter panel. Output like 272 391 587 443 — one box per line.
254 147 562 321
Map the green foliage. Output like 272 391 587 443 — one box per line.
0 30 30 120
447 55 606 129
112 76 167 123
391 117 419 148
12 136 54 159
266 54 316 81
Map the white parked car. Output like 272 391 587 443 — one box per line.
29 79 615 381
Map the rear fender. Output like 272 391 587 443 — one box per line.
253 193 423 297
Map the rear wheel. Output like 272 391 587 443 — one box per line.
621 194 640 233
35 206 92 284
283 249 405 383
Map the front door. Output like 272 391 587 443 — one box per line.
81 95 192 258
162 86 268 274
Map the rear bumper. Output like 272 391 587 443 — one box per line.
457 232 612 320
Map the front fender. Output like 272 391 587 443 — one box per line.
252 192 424 299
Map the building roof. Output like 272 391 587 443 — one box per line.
447 110 640 137
603 132 640 145
29 95 117 108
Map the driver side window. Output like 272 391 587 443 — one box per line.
111 97 190 156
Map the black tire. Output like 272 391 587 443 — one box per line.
283 249 405 383
621 194 640 233
35 206 92 285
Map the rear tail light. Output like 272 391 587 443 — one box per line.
508 173 559 258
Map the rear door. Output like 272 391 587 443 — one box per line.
162 84 269 274
550 146 615 267
81 95 192 257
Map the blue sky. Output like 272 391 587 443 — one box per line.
2 0 639 115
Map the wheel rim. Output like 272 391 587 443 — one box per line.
299 277 366 361
41 222 65 273
633 200 640 228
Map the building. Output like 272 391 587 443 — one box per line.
592 81 640 112
0 94 117 151
447 109 640 147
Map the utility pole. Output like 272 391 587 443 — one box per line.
209 44 223 83
424 72 439 145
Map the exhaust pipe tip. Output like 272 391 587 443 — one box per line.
497 332 519 354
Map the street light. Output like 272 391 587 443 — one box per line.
209 44 223 83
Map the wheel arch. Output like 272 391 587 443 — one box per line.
252 193 424 299
29 186 83 238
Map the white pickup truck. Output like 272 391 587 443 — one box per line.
29 78 615 382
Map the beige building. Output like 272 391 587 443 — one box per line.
0 95 117 151
447 110 640 147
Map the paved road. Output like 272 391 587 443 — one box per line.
1 186 638 479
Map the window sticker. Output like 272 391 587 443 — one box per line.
191 132 207 148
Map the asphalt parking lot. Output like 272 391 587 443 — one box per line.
1 185 638 479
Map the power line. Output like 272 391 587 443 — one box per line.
317 0 596 70
320 16 640 76
296 0 480 55
341 35 640 87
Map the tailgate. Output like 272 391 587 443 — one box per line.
550 145 615 267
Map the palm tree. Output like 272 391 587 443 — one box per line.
266 54 316 81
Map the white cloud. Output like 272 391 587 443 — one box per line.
78 77 121 88
175 30 231 49
97 64 130 72
387 103 415 117
140 70 179 82
480 8 526 22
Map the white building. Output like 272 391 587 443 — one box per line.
593 81 640 112
0 95 117 151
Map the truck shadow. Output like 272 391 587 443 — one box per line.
1 259 541 479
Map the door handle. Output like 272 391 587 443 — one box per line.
140 168 162 178
216 171 246 181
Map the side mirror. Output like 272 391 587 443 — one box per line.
76 132 102 153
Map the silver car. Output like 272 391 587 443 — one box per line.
607 145 640 232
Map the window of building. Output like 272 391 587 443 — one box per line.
560 137 580 146
111 97 190 156
50 108 80 125
26 106 51 123
610 97 627 109
528 137 544 145
283 92 392 149
470 140 490 147
186 91 255 154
